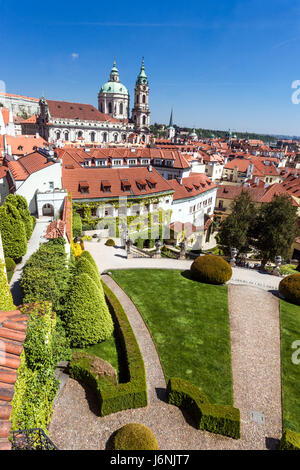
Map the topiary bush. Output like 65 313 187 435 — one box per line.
190 255 232 285
75 254 102 290
0 260 15 311
105 239 115 247
112 423 159 450
64 273 114 347
5 194 33 240
0 202 27 261
5 257 16 273
279 273 300 306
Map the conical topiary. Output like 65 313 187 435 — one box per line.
75 253 102 290
64 273 113 347
5 194 33 240
0 203 27 261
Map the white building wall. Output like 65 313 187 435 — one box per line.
14 162 62 214
171 187 217 226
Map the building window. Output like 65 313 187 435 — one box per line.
91 132 95 142
108 102 112 114
78 131 83 139
142 95 146 104
120 103 123 115
65 132 69 141
142 115 146 125
56 131 61 140
114 134 118 143
102 132 107 143
49 181 54 189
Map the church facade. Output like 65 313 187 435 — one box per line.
35 59 151 145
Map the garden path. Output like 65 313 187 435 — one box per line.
9 217 52 306
49 277 282 449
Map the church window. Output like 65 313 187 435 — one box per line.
91 132 95 142
136 95 139 104
65 132 69 140
108 102 112 114
120 103 123 114
78 131 83 138
142 95 146 104
114 134 118 143
100 103 103 112
142 116 146 125
103 132 107 143
56 131 61 140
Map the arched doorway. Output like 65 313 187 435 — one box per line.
42 203 54 216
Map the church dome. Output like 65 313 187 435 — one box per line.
99 81 129 95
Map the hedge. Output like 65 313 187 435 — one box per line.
105 239 116 247
21 238 70 312
10 302 71 433
167 378 240 439
280 428 300 450
64 273 113 347
0 260 15 311
0 202 27 261
69 281 147 416
75 255 102 290
5 257 16 273
112 423 159 450
72 212 83 238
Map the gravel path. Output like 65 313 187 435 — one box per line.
49 280 282 450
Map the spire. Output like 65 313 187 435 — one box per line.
168 109 174 128
136 57 148 84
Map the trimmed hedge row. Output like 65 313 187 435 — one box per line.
69 281 147 416
167 378 240 439
280 428 300 450
0 260 15 311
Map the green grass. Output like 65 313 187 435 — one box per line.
111 269 233 405
280 299 300 432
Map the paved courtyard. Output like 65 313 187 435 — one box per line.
84 238 281 291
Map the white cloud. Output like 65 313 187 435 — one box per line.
71 53 79 60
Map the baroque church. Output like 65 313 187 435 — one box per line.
35 59 151 145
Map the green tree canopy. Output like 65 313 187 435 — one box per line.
0 260 15 311
217 191 257 256
253 194 299 265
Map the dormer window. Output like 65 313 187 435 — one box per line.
101 180 111 192
79 181 89 193
146 177 157 189
136 179 147 190
121 179 131 191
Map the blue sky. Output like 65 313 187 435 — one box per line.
1 0 300 135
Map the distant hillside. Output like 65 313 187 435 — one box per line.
150 123 300 144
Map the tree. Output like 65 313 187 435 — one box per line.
216 191 257 256
0 203 27 261
253 195 299 266
5 194 33 240
64 273 113 347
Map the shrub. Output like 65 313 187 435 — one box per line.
136 238 144 249
5 257 16 273
112 423 159 450
280 429 300 450
69 282 147 416
31 216 36 231
191 255 232 285
167 378 240 439
0 260 15 311
72 212 83 238
64 273 113 347
105 239 115 247
0 202 27 261
5 194 33 240
279 274 300 306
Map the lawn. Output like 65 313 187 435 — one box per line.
280 299 300 433
111 269 233 405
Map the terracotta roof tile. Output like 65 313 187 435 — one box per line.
169 174 216 201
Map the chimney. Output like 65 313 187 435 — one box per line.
148 164 152 172
36 132 39 139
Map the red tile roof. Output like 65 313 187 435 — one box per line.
4 135 48 156
45 220 65 239
169 173 216 201
7 151 55 181
0 108 10 126
63 166 173 199
0 309 29 451
0 166 8 180
0 92 39 102
47 100 120 123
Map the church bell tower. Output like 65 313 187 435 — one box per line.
131 58 150 143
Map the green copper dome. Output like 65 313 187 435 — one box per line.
189 128 197 137
99 81 129 95
99 59 129 95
